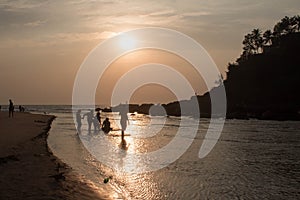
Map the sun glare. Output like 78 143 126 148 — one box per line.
119 34 137 50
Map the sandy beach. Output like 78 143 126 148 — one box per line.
0 111 112 200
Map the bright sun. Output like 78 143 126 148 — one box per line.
119 34 137 50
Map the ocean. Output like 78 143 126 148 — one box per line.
28 105 299 199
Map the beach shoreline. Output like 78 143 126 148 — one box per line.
0 111 112 200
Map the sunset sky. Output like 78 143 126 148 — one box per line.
0 0 299 105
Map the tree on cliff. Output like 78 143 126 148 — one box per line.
273 15 300 36
242 28 263 58
237 15 300 64
263 30 273 46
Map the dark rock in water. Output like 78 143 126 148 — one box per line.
102 107 112 112
103 178 109 184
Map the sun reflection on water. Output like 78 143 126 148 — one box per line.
78 112 181 199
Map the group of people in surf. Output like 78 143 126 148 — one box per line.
76 108 129 140
76 109 109 133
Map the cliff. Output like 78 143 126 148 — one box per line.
223 32 300 120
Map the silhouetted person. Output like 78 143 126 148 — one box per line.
91 110 101 131
83 110 94 132
96 110 101 125
9 99 14 118
120 110 129 140
93 113 100 132
102 118 112 134
76 110 82 133
19 106 25 112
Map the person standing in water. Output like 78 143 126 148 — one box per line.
83 110 94 132
76 109 82 133
93 110 101 131
96 110 101 125
9 99 14 118
93 113 100 131
120 110 129 141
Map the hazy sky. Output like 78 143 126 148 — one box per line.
0 0 299 105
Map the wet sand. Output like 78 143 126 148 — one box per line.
0 111 112 200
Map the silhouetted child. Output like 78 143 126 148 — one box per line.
102 118 112 134
96 110 101 125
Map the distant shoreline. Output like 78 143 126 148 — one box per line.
1 103 298 121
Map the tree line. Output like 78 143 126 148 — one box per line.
232 15 300 65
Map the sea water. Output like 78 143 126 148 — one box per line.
29 106 300 199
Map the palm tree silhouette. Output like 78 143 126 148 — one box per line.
263 30 273 46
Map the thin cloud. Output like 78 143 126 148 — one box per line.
1 31 118 49
147 9 176 17
50 31 119 43
182 11 211 17
24 20 46 27
0 0 47 11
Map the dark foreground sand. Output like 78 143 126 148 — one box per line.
0 111 114 200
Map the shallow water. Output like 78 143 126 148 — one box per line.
46 108 300 199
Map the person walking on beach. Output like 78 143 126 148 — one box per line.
83 110 94 132
76 110 82 133
9 99 14 118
